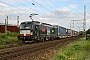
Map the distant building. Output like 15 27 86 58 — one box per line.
0 23 18 33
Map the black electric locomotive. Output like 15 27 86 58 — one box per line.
18 21 56 42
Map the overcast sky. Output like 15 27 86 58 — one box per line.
0 0 90 31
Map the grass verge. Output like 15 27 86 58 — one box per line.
0 31 22 48
50 37 90 60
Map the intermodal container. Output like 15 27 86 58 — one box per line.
59 26 66 36
67 29 71 36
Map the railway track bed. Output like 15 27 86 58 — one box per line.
0 36 81 60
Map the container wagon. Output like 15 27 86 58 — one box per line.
74 31 78 36
72 30 75 37
53 25 67 38
67 29 72 37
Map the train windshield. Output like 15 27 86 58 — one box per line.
20 22 32 29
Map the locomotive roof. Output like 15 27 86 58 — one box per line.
53 25 66 29
41 23 53 27
21 21 55 27
21 21 41 25
21 21 32 24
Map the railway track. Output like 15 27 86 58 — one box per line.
0 36 81 60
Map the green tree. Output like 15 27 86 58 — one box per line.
79 31 84 35
86 28 90 34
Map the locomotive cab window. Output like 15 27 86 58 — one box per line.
20 22 32 29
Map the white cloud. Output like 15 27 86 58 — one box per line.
0 0 26 3
68 5 77 9
82 0 90 2
86 19 90 22
55 4 77 12
55 0 73 2
0 3 8 7
0 1 90 31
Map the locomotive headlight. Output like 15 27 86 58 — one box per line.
31 32 33 35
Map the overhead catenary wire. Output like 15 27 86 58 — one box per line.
24 0 69 24
32 0 52 12
48 1 82 29
20 0 64 22
0 0 75 22
0 0 37 21
48 0 81 19
0 0 34 25
14 0 49 21
49 0 59 8
14 0 44 15
26 0 53 12
19 0 53 20
49 0 71 19
41 0 66 18
0 0 53 23
41 0 53 9
14 0 71 19
42 0 70 19
0 0 83 31
0 1 31 13
31 0 73 24
31 0 63 18
0 0 81 20
0 0 79 19
15 0 28 7
25 0 50 15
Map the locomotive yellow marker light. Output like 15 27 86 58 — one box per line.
52 30 54 32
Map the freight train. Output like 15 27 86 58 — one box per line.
18 21 78 42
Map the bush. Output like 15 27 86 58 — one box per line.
72 44 81 51
0 31 19 45
0 31 18 39
7 31 18 37
0 33 7 39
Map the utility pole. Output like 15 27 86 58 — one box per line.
83 5 86 38
71 20 82 36
71 20 82 28
5 19 7 33
17 16 19 27
7 16 8 25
